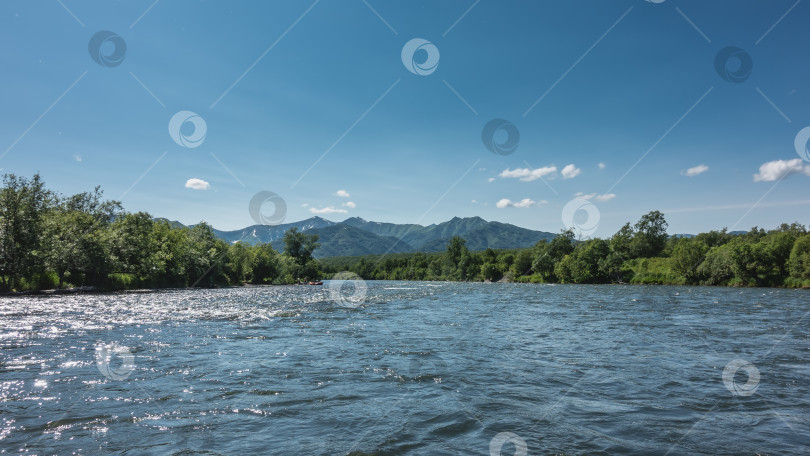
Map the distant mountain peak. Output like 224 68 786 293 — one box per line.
180 215 554 258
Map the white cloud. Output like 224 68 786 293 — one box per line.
561 164 581 179
309 206 347 214
471 199 478 204
343 201 356 208
72 154 82 162
496 198 546 208
185 178 210 190
499 166 557 182
598 162 606 170
682 164 709 177
335 189 351 198
301 203 309 207
753 158 810 182
488 177 495 182
575 192 615 202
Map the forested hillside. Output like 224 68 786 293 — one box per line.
322 214 810 288
2 174 808 292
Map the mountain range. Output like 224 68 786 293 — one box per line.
182 216 557 258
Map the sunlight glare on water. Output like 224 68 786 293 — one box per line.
1 282 808 455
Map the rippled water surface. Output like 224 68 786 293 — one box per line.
1 282 809 455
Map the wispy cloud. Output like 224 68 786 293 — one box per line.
682 164 709 177
495 198 546 208
575 192 616 202
310 206 347 214
343 201 356 208
561 164 581 179
499 164 580 181
753 158 810 182
499 166 557 182
598 162 606 170
185 178 210 190
335 189 351 198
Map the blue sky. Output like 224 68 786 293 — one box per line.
2 0 810 237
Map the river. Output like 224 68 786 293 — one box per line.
1 282 808 455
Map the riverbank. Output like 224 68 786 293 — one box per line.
3 277 807 298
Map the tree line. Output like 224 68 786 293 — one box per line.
321 211 810 288
0 174 321 291
3 174 809 291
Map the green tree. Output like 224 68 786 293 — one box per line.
631 211 669 258
757 226 804 280
0 174 49 290
282 228 320 281
43 209 100 287
598 251 627 283
512 249 533 277
446 235 467 269
671 238 708 282
532 230 574 281
226 242 253 285
251 243 281 284
789 234 810 280
697 243 736 285
695 228 732 248
43 188 121 287
108 212 159 281
185 222 229 287
150 219 189 287
610 222 635 259
555 239 610 283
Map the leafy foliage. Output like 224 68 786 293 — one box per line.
323 210 810 288
0 175 315 291
3 175 808 291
